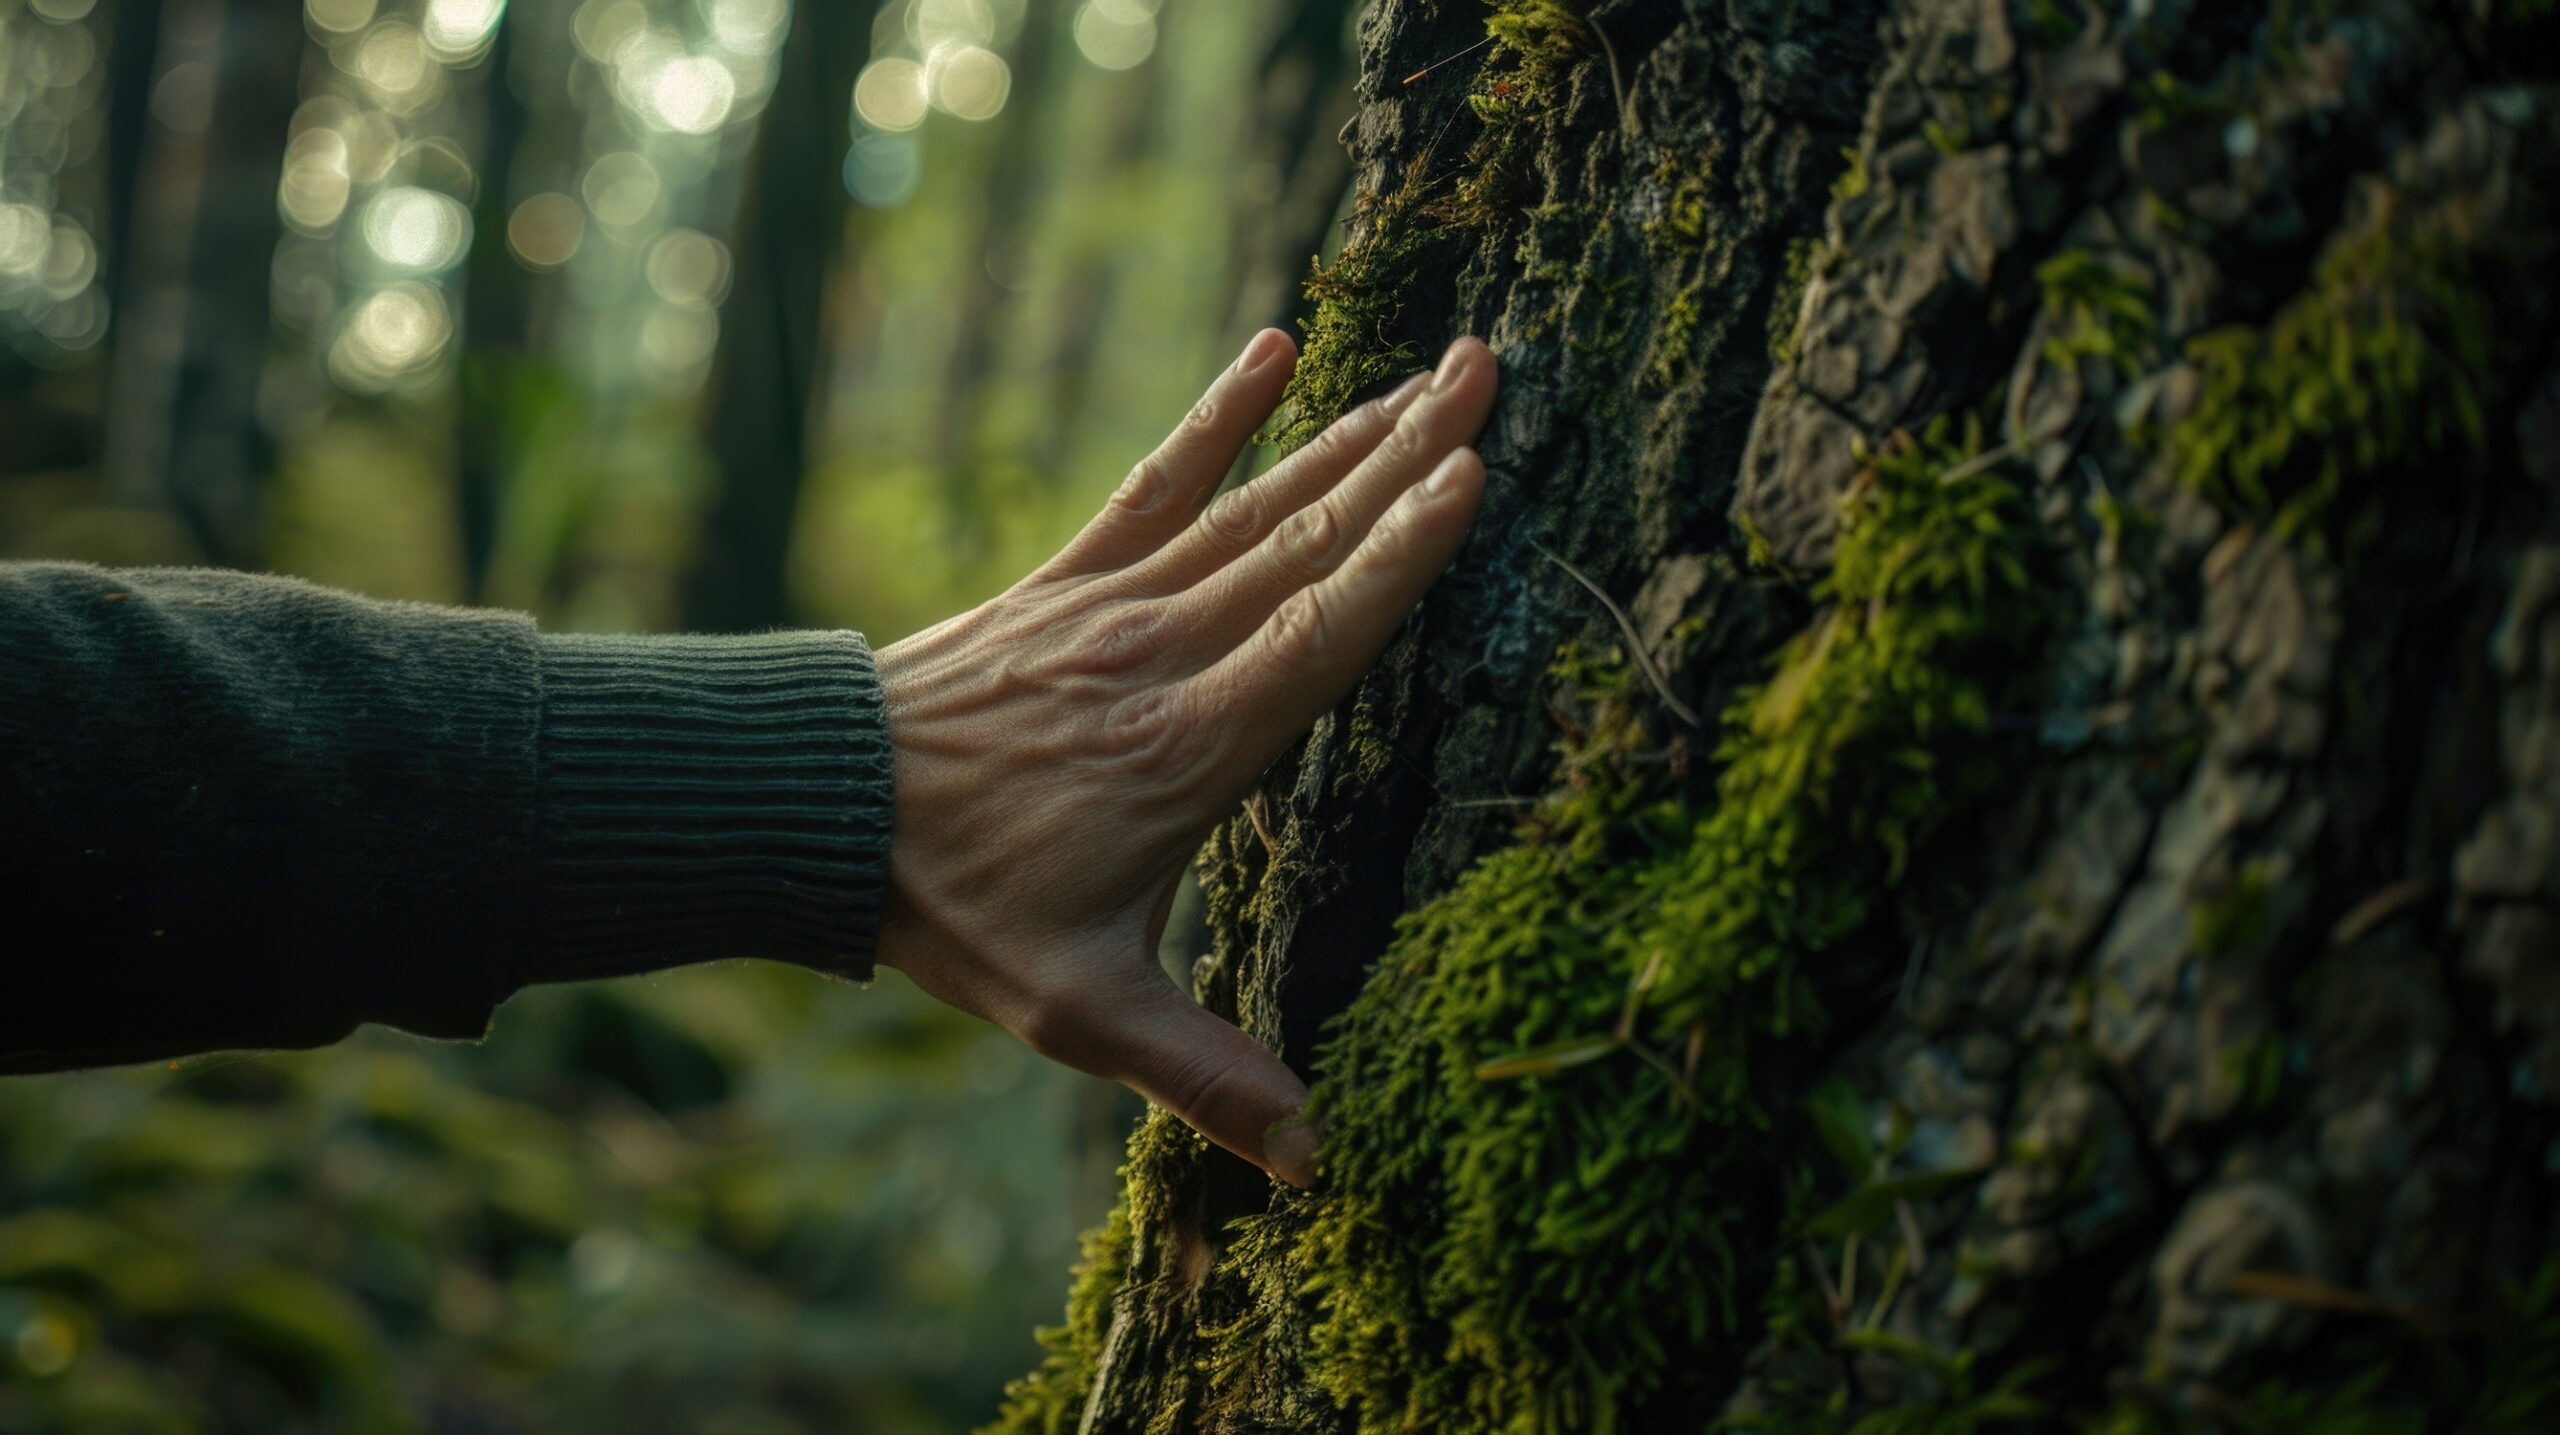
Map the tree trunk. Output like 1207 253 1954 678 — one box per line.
1219 0 1363 350
100 0 302 567
1042 52 1166 477
991 1 2560 1431
680 0 867 633
453 14 530 602
929 0 1066 492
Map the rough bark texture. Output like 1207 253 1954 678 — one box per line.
994 1 2560 1431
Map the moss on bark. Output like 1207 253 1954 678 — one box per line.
994 2 2560 1430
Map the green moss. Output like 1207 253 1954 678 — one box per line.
1831 145 1871 203
1484 0 1576 79
2168 204 2490 536
2022 0 2085 47
984 1191 1135 1435
1641 282 1705 395
2187 858 2276 961
2036 252 2156 379
1770 238 1827 367
1268 159 1444 453
1275 417 2048 1431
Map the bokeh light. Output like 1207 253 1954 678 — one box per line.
639 303 718 381
706 0 789 53
926 43 1009 121
35 289 108 351
581 150 662 229
644 228 730 307
278 127 355 234
911 0 995 48
645 55 737 134
1073 0 1160 71
570 0 647 64
329 281 452 391
420 0 505 62
853 57 929 132
347 22 440 114
15 12 99 88
507 191 584 269
360 186 470 271
304 0 378 37
0 205 49 281
843 132 922 207
39 219 96 296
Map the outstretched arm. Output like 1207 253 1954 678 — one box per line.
0 328 1496 1188
0 561 894 1073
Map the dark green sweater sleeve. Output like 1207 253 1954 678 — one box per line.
0 561 893 1074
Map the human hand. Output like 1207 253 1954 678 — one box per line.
872 331 1497 1186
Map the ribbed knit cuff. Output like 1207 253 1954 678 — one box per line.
520 630 894 987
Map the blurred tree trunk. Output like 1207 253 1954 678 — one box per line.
1219 0 1361 348
96 0 165 403
992 2 2560 1432
100 0 302 567
930 0 1065 493
681 0 867 633
1040 50 1165 476
452 17 529 602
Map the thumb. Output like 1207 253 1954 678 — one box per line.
1103 977 1321 1187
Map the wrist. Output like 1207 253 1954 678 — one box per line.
516 629 895 987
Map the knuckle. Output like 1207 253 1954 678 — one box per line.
1113 455 1168 514
1102 686 1203 779
1204 482 1262 545
1066 600 1172 675
1278 501 1349 575
1373 419 1427 473
1266 589 1331 666
1307 413 1357 464
1359 505 1412 569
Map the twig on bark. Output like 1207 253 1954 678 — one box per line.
1531 539 1704 728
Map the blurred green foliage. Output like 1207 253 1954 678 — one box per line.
1 0 1307 1427
1 969 1132 1432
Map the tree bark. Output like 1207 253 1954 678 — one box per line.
991 1 2560 1431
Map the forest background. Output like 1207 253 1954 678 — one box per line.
0 0 1360 1428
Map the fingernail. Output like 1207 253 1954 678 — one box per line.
1234 329 1286 375
1265 1118 1323 1189
1379 370 1430 418
1429 339 1476 395
1424 450 1473 499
